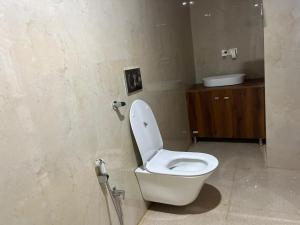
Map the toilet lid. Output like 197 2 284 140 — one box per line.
130 100 163 164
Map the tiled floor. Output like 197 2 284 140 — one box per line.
139 142 300 225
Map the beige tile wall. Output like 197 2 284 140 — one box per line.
264 0 300 170
0 1 194 224
190 0 265 83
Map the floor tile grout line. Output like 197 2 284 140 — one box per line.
137 210 149 225
224 164 238 221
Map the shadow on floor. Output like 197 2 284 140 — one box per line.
149 184 221 215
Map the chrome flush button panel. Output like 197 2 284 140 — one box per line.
124 68 143 94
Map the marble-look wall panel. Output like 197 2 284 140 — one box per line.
264 0 300 170
0 1 194 225
190 0 264 83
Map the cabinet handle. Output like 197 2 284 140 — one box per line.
224 96 230 100
214 97 220 100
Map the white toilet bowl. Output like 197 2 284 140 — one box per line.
130 99 219 206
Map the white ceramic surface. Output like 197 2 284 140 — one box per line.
130 99 219 206
135 167 213 206
203 74 246 87
130 99 163 164
146 149 218 176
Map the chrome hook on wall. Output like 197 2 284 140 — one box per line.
112 101 126 111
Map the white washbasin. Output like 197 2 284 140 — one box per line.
203 74 246 87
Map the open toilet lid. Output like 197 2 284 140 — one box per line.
130 100 163 164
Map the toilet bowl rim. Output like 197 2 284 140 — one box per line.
135 165 218 177
144 149 219 177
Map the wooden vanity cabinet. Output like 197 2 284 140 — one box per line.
186 79 266 139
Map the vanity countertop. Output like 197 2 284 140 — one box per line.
187 78 264 92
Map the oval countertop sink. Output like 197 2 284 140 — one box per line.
203 74 246 87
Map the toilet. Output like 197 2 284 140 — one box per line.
130 99 219 206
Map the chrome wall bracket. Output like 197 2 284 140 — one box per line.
112 101 126 111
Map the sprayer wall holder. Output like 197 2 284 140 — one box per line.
112 187 125 200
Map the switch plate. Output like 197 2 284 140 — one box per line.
124 67 143 94
222 49 229 57
222 48 238 58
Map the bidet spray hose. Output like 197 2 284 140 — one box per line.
95 159 123 225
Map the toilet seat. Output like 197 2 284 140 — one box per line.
130 99 219 205
145 149 218 177
130 99 218 176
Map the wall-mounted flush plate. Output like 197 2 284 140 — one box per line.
124 67 143 94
